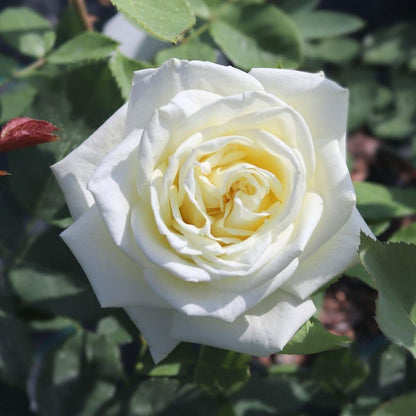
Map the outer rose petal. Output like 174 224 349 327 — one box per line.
61 205 168 309
249 68 348 159
125 59 265 134
171 290 316 356
125 306 180 364
282 208 373 299
51 104 128 219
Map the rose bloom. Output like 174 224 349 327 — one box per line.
53 59 370 363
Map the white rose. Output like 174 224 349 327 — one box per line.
53 59 370 363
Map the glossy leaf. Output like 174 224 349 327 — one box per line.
110 0 196 43
0 7 55 57
209 4 302 70
293 11 364 39
354 182 416 222
109 51 150 100
313 348 369 394
305 38 360 64
390 223 416 244
7 91 92 222
0 83 37 124
363 23 416 66
280 317 351 354
194 346 250 396
360 236 416 357
276 0 320 15
372 392 416 416
48 32 119 65
155 40 216 67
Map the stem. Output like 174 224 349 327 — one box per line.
13 58 46 78
181 21 211 45
73 0 95 31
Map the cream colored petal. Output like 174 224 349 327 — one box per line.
126 59 264 134
51 104 128 219
86 129 154 268
125 306 180 364
61 205 168 308
171 290 316 356
282 207 372 299
143 259 299 323
249 68 348 159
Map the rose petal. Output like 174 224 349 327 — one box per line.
171 289 316 356
61 205 168 308
142 193 323 323
125 306 180 364
51 104 128 219
126 59 265 135
249 68 348 159
303 139 356 258
282 207 372 299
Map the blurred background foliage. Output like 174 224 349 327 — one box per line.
0 0 416 415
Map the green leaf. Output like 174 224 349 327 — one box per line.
276 0 320 15
86 333 124 380
109 51 150 100
51 329 84 384
209 4 302 70
378 344 409 390
35 328 116 416
97 316 132 345
155 40 216 66
280 317 351 354
293 11 365 39
55 4 85 46
369 221 390 236
363 23 416 66
354 182 416 222
9 267 102 321
0 83 37 124
345 263 375 289
30 317 80 332
67 62 124 128
194 346 250 396
189 0 265 18
232 376 307 416
137 343 197 377
372 392 416 416
7 91 92 222
305 37 360 65
0 312 33 387
360 236 416 357
0 7 55 58
110 0 196 43
0 54 17 78
48 32 119 65
313 349 369 395
390 223 416 244
129 378 180 414
78 381 116 416
9 268 86 303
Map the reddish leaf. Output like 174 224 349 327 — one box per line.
0 170 10 176
0 117 59 153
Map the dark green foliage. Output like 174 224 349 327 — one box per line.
1 1 416 415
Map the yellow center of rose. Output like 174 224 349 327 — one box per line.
174 142 285 243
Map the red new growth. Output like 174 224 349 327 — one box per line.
0 117 59 153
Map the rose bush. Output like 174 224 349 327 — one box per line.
53 59 370 363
